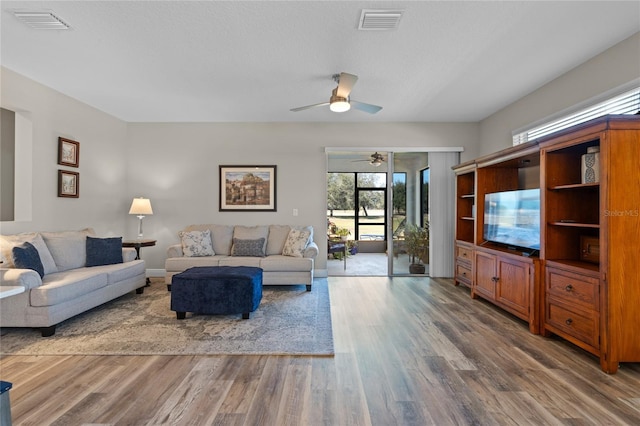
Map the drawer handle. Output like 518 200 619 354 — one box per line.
565 284 573 292
565 318 573 326
462 272 467 277
462 252 467 257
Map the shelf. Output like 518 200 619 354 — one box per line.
549 221 599 228
549 182 599 191
545 259 600 274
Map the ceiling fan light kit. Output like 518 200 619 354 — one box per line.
291 72 382 114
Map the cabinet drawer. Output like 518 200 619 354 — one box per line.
456 245 473 261
456 263 472 283
546 267 599 311
546 298 599 349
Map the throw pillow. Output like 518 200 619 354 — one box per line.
179 230 215 257
282 228 312 257
86 236 123 267
0 233 58 274
231 238 266 257
12 242 45 278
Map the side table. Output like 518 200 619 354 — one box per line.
122 239 156 285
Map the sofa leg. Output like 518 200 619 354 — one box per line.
136 287 144 294
242 312 250 319
167 284 172 292
306 284 312 292
41 325 56 337
176 312 186 320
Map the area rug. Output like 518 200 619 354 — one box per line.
0 279 333 356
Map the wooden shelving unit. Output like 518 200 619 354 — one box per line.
453 115 640 373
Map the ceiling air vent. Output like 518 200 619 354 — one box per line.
13 10 71 30
358 9 403 31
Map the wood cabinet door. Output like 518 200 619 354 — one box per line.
474 250 496 299
496 257 530 317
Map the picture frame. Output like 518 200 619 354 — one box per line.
58 170 79 198
58 137 80 167
219 165 277 211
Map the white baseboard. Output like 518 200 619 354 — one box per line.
146 268 165 278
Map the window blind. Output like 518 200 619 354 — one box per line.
513 87 640 145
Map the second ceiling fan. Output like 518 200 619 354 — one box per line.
290 72 382 114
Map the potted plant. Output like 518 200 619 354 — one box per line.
347 240 358 255
335 227 350 241
404 223 429 274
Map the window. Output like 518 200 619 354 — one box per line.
513 87 640 145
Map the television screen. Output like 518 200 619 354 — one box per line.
483 188 540 250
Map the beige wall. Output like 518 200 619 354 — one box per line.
126 122 476 272
0 68 129 236
476 32 640 160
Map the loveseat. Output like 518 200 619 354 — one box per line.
0 228 147 336
165 224 318 291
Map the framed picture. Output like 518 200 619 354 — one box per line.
58 170 79 198
219 165 277 211
58 137 80 167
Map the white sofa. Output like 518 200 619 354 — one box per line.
165 224 318 291
0 229 146 336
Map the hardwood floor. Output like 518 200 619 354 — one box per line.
1 277 639 425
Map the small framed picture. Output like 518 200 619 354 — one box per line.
58 137 79 167
219 165 277 211
58 170 79 198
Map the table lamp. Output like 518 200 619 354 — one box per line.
129 197 153 238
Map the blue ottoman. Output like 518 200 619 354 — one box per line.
170 266 263 319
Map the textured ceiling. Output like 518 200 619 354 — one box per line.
1 1 639 123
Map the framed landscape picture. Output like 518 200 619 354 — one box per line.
219 165 276 211
58 170 79 198
58 137 79 167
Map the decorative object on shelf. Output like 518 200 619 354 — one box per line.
58 170 79 198
129 197 153 238
335 227 350 241
404 223 429 274
580 235 600 264
581 146 600 183
58 137 79 167
219 165 277 211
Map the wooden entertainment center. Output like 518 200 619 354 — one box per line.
453 115 640 373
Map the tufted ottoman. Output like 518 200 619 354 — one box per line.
170 266 263 319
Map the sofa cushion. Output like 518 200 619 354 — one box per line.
219 256 262 268
260 255 313 272
12 242 45 278
233 226 269 254
41 228 95 272
86 236 123 267
179 230 215 257
266 225 291 255
33 269 108 307
184 225 234 255
231 238 266 257
165 255 223 271
88 259 146 284
0 233 58 275
282 227 312 257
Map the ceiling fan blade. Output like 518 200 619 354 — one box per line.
336 72 358 98
350 100 383 114
290 102 330 112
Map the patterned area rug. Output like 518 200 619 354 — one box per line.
0 279 333 356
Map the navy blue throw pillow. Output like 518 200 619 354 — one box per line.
86 236 123 267
12 242 45 278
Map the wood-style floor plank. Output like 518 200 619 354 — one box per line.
2 276 640 425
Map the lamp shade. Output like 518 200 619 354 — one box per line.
129 198 153 215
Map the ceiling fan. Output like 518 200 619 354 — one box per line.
290 72 382 114
352 152 386 167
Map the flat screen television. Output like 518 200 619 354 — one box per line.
483 188 541 251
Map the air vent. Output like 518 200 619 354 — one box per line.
358 9 403 31
13 10 71 30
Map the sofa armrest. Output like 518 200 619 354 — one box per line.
167 244 183 258
303 241 319 259
0 268 42 290
122 247 137 262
